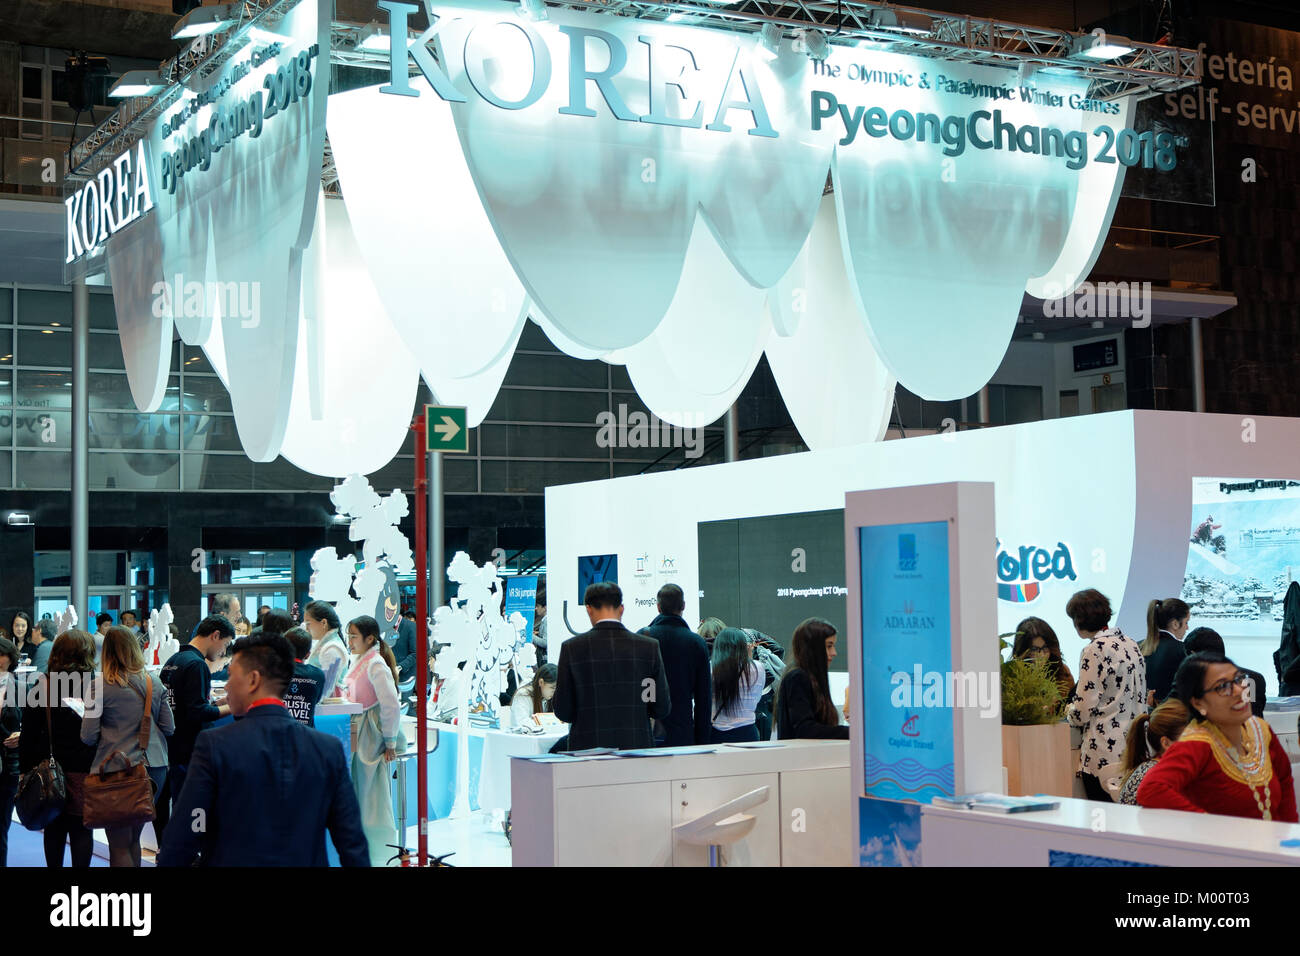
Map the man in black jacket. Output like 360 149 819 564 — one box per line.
639 584 711 747
553 582 670 751
160 615 235 825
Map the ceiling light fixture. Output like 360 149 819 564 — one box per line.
109 70 165 98
172 2 238 40
797 28 830 62
1070 30 1135 61
757 23 782 59
518 0 548 23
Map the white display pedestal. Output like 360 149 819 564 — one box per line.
510 740 850 867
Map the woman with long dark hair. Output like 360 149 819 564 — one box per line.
19 630 98 867
710 628 763 743
774 618 848 740
0 638 20 867
1141 597 1190 706
511 663 558 728
1011 616 1075 702
343 614 406 866
1137 652 1296 822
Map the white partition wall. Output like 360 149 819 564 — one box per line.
845 482 1000 866
545 411 1300 684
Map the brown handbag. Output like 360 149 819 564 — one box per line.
82 673 158 829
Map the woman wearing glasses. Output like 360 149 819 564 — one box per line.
1136 653 1297 822
1011 617 1075 702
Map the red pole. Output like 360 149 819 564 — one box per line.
412 412 428 868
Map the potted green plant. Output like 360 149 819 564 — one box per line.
999 635 1073 797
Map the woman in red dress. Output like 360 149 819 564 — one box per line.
1137 652 1297 822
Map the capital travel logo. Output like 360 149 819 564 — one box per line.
898 533 918 571
995 538 1076 604
900 711 920 737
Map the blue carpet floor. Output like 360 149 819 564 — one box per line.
4 817 109 868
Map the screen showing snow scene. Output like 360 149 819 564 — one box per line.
1182 477 1300 683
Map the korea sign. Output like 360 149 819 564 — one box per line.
425 404 468 453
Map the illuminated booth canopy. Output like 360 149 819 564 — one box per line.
65 0 1201 477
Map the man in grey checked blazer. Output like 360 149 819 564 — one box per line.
552 581 671 750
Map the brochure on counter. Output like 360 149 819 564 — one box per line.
931 793 1061 814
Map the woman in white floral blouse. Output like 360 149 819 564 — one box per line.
1064 589 1148 802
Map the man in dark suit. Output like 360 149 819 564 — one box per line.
552 581 671 751
639 584 711 746
158 632 370 867
1188 627 1269 719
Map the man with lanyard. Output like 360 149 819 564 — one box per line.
160 615 235 827
157 632 369 867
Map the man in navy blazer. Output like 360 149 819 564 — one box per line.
158 632 370 867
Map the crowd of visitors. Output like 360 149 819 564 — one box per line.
2 567 1298 868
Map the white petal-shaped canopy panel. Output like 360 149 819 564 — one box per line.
139 0 330 461
327 85 527 381
532 305 610 362
833 62 1093 401
199 316 229 386
280 197 421 478
106 222 171 412
766 194 895 450
622 216 769 428
1026 95 1137 298
424 316 526 428
690 43 831 290
433 5 829 351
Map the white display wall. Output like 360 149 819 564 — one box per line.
545 410 1300 682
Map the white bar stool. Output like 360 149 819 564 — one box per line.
672 785 770 867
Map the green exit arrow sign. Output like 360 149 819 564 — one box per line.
425 405 468 454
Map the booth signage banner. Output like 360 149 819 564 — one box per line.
503 574 539 644
65 142 154 265
89 0 332 463
86 0 1180 475
858 520 955 802
373 0 1164 400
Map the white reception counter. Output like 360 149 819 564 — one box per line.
922 795 1300 866
511 740 850 867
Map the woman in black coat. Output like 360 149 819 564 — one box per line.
0 638 21 867
19 630 98 868
774 618 849 740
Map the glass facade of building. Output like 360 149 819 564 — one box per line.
0 283 726 496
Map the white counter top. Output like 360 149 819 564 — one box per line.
922 795 1300 866
317 700 363 717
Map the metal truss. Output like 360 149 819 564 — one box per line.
68 0 301 182
73 0 1202 187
